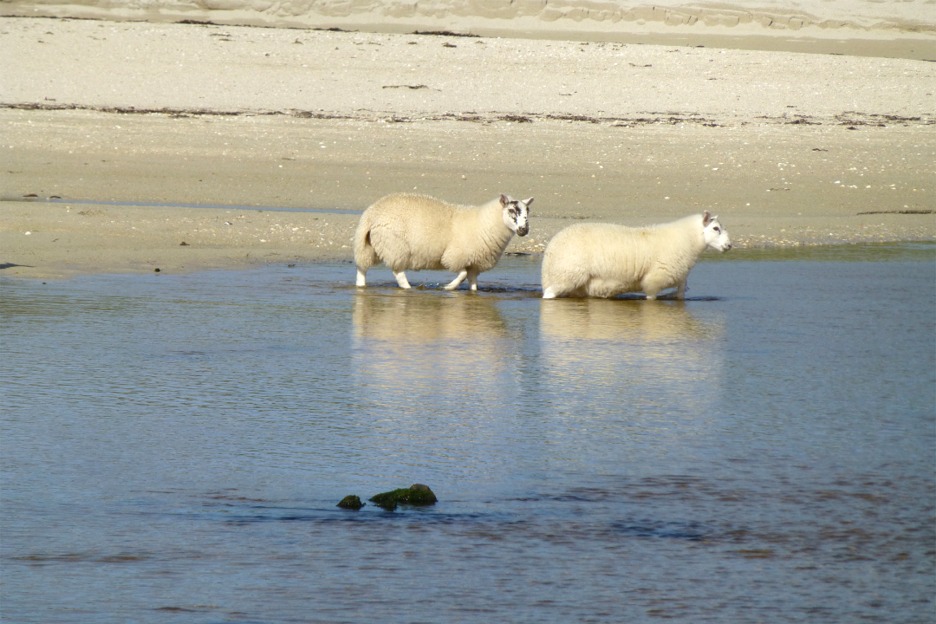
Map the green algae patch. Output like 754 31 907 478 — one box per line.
369 484 438 511
336 495 365 510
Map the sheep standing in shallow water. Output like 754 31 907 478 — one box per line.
541 211 731 300
354 193 532 291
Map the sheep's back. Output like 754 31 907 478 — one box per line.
365 194 457 269
548 223 658 274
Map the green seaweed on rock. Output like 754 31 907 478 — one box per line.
336 495 364 510
369 484 438 511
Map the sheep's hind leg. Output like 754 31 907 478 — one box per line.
443 270 468 291
641 273 669 301
356 268 367 287
393 270 412 289
542 286 558 299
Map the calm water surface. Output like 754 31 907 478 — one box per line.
2 247 934 623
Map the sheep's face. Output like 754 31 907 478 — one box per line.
500 194 533 237
702 211 732 252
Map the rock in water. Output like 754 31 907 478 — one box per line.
337 495 364 510
369 484 438 511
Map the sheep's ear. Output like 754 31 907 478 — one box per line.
524 197 534 209
500 194 511 206
702 210 713 226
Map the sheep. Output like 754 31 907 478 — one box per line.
541 211 731 300
354 192 532 291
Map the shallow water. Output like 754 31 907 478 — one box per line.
2 247 934 623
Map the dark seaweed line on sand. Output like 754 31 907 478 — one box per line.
2 102 933 128
856 209 934 215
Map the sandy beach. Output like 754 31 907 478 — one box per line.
1 3 934 278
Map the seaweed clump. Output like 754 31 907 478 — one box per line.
369 484 438 511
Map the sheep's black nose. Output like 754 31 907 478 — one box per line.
517 226 529 237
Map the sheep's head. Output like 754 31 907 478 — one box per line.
702 211 732 252
500 194 533 237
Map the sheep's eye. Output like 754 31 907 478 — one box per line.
713 226 721 233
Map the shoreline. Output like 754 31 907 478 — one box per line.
3 194 932 281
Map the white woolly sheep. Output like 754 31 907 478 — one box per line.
354 193 532 290
541 211 731 300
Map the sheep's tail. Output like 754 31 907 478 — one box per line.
353 213 379 271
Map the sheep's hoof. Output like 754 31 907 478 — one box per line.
393 271 412 289
542 288 557 299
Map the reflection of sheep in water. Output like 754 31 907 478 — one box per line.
541 211 731 300
354 193 532 291
351 293 512 422
539 298 721 343
352 291 507 342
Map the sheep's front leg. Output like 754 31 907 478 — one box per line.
393 270 412 289
356 268 367 287
467 269 480 292
443 269 468 291
675 280 688 300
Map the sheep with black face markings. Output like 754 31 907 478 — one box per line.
354 192 532 291
541 211 731 300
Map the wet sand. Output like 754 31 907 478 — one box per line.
1 15 934 278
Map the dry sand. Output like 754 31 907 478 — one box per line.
7 0 936 59
1 10 934 278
